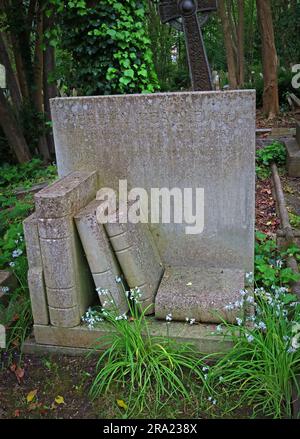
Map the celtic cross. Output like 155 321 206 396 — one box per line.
159 0 218 91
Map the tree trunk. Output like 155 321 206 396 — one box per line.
237 0 245 87
256 0 279 118
43 6 58 156
219 0 238 89
0 89 31 163
34 4 51 162
0 32 22 110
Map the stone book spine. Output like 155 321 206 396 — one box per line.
74 200 128 315
104 206 164 315
34 171 97 328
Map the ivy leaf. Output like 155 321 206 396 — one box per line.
124 69 134 79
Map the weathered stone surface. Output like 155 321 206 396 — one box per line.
50 91 256 273
155 267 245 323
32 318 233 354
35 171 97 219
286 138 300 177
23 214 49 325
23 214 43 268
75 200 128 314
296 121 300 146
48 305 80 328
102 202 164 314
34 172 97 327
27 267 49 325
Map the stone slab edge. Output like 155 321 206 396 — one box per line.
31 320 232 354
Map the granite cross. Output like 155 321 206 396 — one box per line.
158 0 217 91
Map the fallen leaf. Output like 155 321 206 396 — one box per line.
15 367 24 384
26 389 38 403
55 395 65 405
14 409 20 417
117 399 128 410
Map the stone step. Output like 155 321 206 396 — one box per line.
155 267 246 324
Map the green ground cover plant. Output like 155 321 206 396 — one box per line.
256 141 287 179
0 159 57 366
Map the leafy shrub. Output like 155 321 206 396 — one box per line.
256 141 286 179
49 0 159 95
255 231 300 288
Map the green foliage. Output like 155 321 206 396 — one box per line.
49 0 159 95
207 287 300 419
289 212 300 229
87 285 209 415
255 231 300 288
0 160 57 366
256 141 286 179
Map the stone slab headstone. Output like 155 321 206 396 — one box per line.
34 171 98 327
285 122 300 177
50 91 256 323
100 200 164 314
74 199 128 314
51 92 255 269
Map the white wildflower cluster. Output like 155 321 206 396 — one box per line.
126 287 142 303
0 286 9 294
224 288 255 312
81 307 104 329
97 288 109 297
115 313 128 321
185 317 196 325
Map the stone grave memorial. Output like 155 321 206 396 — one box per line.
286 121 300 177
23 90 256 354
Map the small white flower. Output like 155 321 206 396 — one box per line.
0 286 9 293
291 334 300 350
258 321 267 331
287 346 297 354
219 376 224 382
9 262 15 267
236 318 243 326
189 318 196 325
239 289 247 297
246 334 254 343
216 324 223 333
115 276 122 284
166 313 172 322
275 259 283 269
202 366 209 372
246 295 254 304
12 249 23 258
